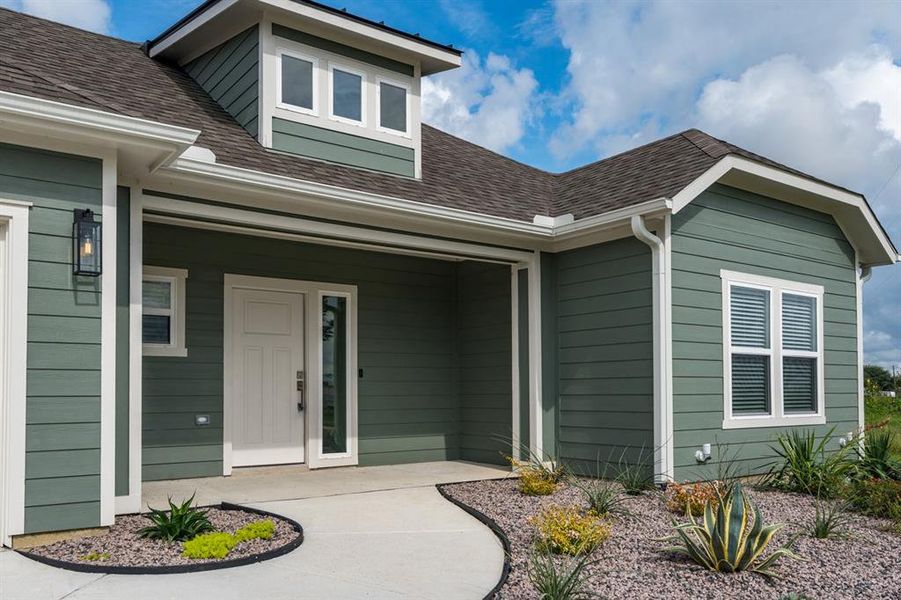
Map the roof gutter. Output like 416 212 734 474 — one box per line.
0 91 200 166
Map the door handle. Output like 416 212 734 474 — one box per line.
297 370 305 411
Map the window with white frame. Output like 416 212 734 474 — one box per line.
143 266 188 357
329 64 364 125
377 78 409 135
277 49 317 115
721 270 825 429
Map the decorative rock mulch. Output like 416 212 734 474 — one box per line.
442 478 901 600
22 505 302 570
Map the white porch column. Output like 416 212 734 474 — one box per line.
100 151 117 525
115 188 143 515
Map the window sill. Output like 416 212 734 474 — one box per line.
143 346 188 358
722 414 826 429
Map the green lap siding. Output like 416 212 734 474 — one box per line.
0 142 103 532
272 118 416 178
185 26 259 137
554 238 654 473
672 184 859 480
457 262 512 465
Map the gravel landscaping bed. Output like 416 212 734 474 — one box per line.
23 505 302 570
443 478 901 600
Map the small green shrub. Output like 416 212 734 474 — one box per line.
849 478 901 520
136 494 214 542
530 505 611 556
181 519 278 560
528 547 597 600
234 519 275 543
182 532 237 560
764 427 852 497
659 482 804 575
808 498 852 539
569 477 629 518
79 551 110 562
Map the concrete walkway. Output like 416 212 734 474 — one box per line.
1 463 509 600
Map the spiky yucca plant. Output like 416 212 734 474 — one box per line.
660 482 803 575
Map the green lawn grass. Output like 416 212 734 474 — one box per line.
865 393 901 460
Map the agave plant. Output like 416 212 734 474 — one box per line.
136 493 214 542
659 482 803 575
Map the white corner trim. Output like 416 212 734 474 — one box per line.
0 91 200 147
142 266 189 358
510 265 520 461
533 214 574 227
0 201 29 547
720 269 826 430
671 155 897 265
526 252 544 461
117 189 144 515
178 146 217 163
630 215 672 482
99 152 117 526
857 258 872 434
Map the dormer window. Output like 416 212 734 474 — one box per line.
329 65 364 125
378 78 409 135
277 49 317 115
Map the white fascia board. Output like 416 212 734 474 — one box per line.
0 92 200 149
163 156 553 237
672 155 897 266
147 0 240 58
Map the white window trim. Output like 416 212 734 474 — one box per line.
142 266 188 357
313 288 358 467
328 62 366 127
721 270 825 429
275 47 319 117
375 76 411 138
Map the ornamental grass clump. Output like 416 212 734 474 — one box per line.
136 494 214 542
659 482 804 575
807 498 853 540
666 481 722 517
530 505 611 556
569 476 630 518
528 547 598 600
855 426 901 481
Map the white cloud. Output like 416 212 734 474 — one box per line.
422 50 538 153
0 0 111 34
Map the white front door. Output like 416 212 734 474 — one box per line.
231 287 305 467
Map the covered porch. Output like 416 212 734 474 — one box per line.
115 189 545 514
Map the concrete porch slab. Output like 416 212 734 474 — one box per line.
142 460 510 510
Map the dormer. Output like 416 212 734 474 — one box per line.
147 0 461 179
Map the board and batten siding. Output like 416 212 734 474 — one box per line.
142 221 472 479
271 118 415 178
555 238 655 473
457 262 512 465
184 26 259 138
671 183 859 481
0 142 103 533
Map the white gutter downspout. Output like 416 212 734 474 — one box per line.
631 215 673 483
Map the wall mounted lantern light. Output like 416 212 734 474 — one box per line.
73 208 101 276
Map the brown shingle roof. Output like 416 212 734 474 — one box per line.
0 7 863 224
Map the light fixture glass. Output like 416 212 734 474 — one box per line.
73 208 101 276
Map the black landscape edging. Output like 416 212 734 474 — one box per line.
16 502 304 575
436 481 513 600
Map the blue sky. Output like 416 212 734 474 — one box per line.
3 0 901 369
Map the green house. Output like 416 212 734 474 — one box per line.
0 0 896 544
